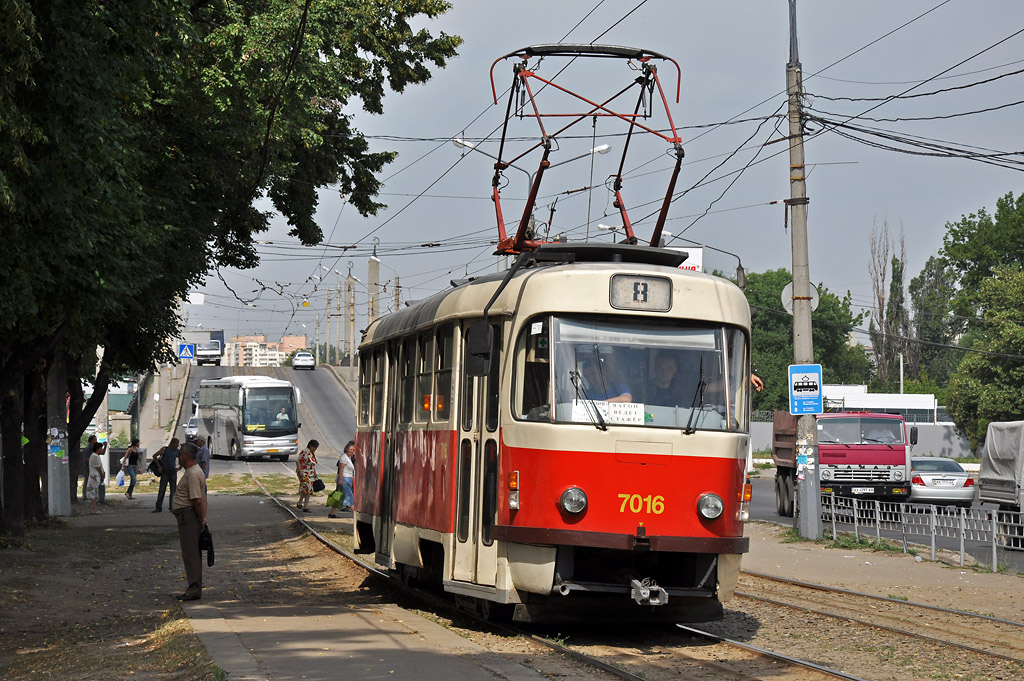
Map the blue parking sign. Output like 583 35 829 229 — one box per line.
789 363 823 415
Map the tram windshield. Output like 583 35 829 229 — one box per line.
514 316 749 432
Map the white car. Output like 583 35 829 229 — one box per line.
292 351 315 370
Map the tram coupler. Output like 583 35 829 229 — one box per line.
630 578 668 606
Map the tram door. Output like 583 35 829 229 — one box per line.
376 340 401 566
452 321 500 586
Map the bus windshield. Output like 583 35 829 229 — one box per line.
243 387 298 436
514 315 749 432
818 417 904 445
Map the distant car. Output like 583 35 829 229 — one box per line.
183 415 198 442
191 388 199 413
910 457 975 507
292 351 315 370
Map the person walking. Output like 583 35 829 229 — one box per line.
171 441 207 601
85 442 105 514
152 438 181 513
121 439 141 499
295 439 319 512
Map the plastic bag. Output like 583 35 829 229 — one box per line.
326 489 345 509
116 469 125 487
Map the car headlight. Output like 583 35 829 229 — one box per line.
559 487 587 515
697 493 724 520
893 470 904 481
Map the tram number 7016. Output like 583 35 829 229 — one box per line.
618 493 665 514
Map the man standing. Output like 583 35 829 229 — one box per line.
171 441 207 601
195 436 211 479
152 438 181 513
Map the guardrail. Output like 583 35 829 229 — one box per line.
818 494 1023 573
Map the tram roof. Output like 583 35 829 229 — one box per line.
362 243 749 346
199 375 294 388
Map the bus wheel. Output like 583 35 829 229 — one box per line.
231 441 241 460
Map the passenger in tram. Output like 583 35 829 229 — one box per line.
578 355 633 402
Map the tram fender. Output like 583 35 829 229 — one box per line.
506 543 557 595
393 524 424 568
716 553 742 602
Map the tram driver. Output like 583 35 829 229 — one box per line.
578 355 633 403
646 351 687 406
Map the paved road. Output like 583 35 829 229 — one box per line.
749 475 1024 572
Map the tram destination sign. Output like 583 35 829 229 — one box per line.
609 274 671 312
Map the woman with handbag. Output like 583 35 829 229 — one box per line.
295 439 320 512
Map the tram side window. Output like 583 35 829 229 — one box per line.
415 333 433 422
485 324 501 432
514 318 552 421
435 325 453 422
400 337 416 424
371 347 384 426
358 352 371 426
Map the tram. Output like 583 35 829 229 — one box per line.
352 45 753 622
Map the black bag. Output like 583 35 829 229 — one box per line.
147 459 160 476
198 527 215 567
312 477 326 493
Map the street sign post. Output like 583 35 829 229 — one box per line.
788 363 823 415
178 344 195 360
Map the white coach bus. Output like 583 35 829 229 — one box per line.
197 375 301 461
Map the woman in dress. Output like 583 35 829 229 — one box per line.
295 439 319 512
86 442 105 513
121 439 141 499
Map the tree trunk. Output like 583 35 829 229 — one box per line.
23 363 48 521
1 381 26 536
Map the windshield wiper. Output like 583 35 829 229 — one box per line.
683 357 706 435
570 370 607 431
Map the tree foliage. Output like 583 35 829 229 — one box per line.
947 266 1024 448
0 0 460 532
744 268 872 412
908 255 960 386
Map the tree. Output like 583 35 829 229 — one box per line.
946 265 1024 449
908 256 960 386
0 1 461 533
867 221 909 388
745 269 871 412
941 191 1024 322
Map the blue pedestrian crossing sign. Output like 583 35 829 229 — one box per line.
178 343 195 360
788 363 823 415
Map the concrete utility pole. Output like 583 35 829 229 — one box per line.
336 284 342 367
787 0 822 539
325 290 332 365
46 356 71 516
315 314 321 365
368 254 380 324
346 274 356 380
394 275 400 312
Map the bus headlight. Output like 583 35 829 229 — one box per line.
697 493 724 520
559 487 587 515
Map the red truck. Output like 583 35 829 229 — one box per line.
773 411 918 517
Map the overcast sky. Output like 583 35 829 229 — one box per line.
188 1 1024 347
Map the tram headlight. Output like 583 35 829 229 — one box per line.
559 487 588 515
697 493 724 520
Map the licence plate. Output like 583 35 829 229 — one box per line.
933 479 956 486
852 487 874 494
267 449 279 453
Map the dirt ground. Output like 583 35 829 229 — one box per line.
1 492 1021 681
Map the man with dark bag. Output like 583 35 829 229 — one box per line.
171 442 208 601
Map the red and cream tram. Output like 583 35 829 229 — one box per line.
353 243 752 622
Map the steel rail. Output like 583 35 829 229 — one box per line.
677 625 872 681
248 471 652 681
742 569 1024 628
735 590 1024 665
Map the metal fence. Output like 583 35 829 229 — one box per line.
819 494 1023 573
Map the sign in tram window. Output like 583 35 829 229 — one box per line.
609 275 671 312
416 333 433 422
435 326 453 421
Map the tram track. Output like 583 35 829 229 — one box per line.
244 468 884 681
737 570 1024 664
